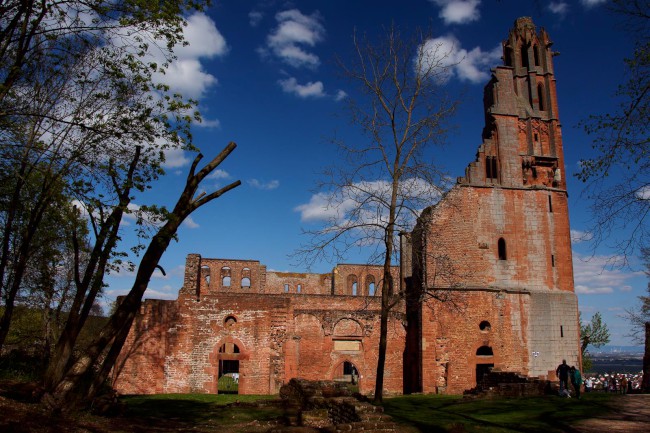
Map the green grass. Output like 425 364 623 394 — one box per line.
382 393 619 433
121 393 281 429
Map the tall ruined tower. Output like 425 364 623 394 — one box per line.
404 18 579 394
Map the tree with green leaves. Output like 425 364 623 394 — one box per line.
580 312 610 372
296 26 458 402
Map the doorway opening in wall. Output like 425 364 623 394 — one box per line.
217 343 240 394
476 363 494 387
333 360 359 393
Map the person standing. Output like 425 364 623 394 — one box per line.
584 377 593 393
570 366 582 399
556 360 570 394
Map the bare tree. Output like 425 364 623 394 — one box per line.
296 26 458 402
627 246 650 391
577 0 650 263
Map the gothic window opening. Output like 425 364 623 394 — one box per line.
498 238 507 260
366 275 376 296
347 275 358 296
537 83 545 111
486 156 498 180
202 265 211 287
504 47 513 67
241 267 251 288
520 45 529 69
533 45 540 66
221 266 231 287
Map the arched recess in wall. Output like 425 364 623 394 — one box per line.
333 318 363 338
498 238 507 260
347 274 358 296
294 313 325 377
241 267 251 289
537 83 545 111
201 265 211 287
475 345 494 387
208 338 247 395
332 359 361 388
366 275 376 296
221 266 231 287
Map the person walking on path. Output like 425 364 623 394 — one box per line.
556 360 570 394
570 366 583 399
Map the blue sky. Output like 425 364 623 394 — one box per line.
104 0 645 347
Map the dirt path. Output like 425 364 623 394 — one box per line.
572 394 650 433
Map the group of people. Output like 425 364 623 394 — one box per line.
584 372 640 393
556 359 582 398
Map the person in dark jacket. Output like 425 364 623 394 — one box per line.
556 359 570 394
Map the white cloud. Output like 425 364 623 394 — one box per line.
156 13 227 100
207 169 230 180
635 185 650 200
278 77 326 98
335 90 348 101
573 253 643 295
581 0 607 8
570 229 593 244
194 117 221 128
430 0 481 25
548 1 570 16
183 216 199 229
248 179 280 190
295 178 442 225
163 147 191 169
420 35 501 84
264 9 325 68
249 10 264 27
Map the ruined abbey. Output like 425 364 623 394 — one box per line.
114 18 581 396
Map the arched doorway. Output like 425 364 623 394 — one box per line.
217 342 240 394
333 360 360 391
475 345 494 387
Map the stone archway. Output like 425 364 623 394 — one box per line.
333 360 361 391
207 338 247 394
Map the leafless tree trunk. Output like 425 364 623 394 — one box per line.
43 142 240 410
294 26 457 402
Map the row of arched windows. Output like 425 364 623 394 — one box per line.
346 274 377 296
202 266 253 289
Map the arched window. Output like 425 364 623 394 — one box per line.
477 346 494 356
221 266 231 287
297 284 302 293
241 267 251 288
201 265 210 286
366 275 376 296
533 45 540 66
347 274 358 296
504 47 514 67
224 316 237 327
537 83 545 111
479 321 491 332
498 238 507 260
520 44 528 69
284 283 289 293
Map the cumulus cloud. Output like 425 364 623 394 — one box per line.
156 13 227 100
581 0 607 8
335 90 348 101
548 1 569 16
429 0 481 25
573 253 643 295
295 178 442 225
263 9 325 68
248 179 280 190
163 147 191 169
183 216 199 229
635 185 650 200
420 35 501 84
278 77 326 98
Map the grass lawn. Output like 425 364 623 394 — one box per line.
382 393 618 432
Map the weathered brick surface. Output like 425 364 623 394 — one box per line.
114 18 580 398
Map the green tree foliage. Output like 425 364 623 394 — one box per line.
577 0 650 261
580 312 610 372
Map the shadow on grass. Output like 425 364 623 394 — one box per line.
121 394 282 430
383 393 620 433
